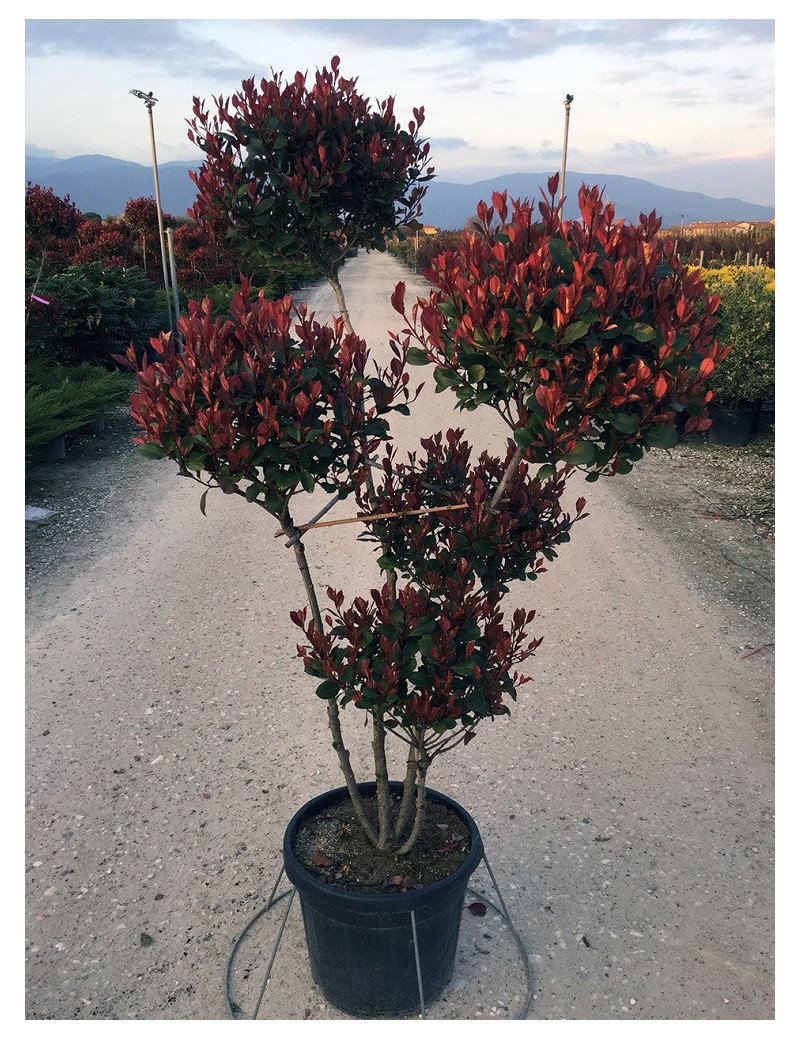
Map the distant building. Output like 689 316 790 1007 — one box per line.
396 221 439 236
661 219 775 237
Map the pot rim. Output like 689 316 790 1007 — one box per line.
282 782 484 911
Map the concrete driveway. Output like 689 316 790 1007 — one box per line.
24 250 775 1021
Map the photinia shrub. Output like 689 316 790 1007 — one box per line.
392 178 730 480
127 54 729 861
68 219 136 268
25 182 83 263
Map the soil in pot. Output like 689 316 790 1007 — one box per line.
292 791 471 894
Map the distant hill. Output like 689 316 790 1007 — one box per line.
25 153 775 229
420 172 775 230
25 154 201 219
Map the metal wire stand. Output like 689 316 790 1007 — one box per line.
225 851 535 1020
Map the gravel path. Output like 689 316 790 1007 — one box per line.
24 250 775 1021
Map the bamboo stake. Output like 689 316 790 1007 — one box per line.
275 501 469 538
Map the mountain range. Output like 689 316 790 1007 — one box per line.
25 153 775 231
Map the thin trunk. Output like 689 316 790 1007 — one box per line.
328 267 355 337
489 443 524 512
393 743 420 842
281 505 379 847
396 738 430 856
372 713 393 849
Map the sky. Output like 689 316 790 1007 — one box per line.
23 8 778 207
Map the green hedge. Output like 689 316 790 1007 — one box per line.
25 362 133 458
25 262 165 367
703 267 775 407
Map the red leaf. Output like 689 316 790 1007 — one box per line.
391 281 406 314
312 848 333 867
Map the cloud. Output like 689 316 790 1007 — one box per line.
260 18 509 52
607 140 671 163
431 136 470 151
25 17 775 88
25 19 249 77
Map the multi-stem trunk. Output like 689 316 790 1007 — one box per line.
326 263 407 850
317 260 518 856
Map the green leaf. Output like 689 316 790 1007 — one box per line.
560 319 593 345
433 366 460 391
534 322 556 345
610 412 639 434
315 680 341 700
644 424 680 449
548 236 575 270
262 489 285 517
630 322 657 343
564 440 597 466
537 463 556 480
467 363 486 383
513 426 535 449
137 442 166 460
185 451 207 473
405 346 431 366
199 489 209 516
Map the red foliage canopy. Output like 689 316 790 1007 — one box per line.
393 178 729 478
187 55 434 275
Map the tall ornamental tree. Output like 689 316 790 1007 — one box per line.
126 56 728 860
187 54 433 330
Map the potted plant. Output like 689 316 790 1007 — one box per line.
120 59 728 1018
700 266 775 446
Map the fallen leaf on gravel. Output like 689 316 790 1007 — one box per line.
467 901 487 916
140 933 153 946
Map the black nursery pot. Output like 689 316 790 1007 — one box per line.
708 401 761 447
283 782 484 1018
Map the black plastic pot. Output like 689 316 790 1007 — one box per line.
708 401 761 447
283 782 484 1017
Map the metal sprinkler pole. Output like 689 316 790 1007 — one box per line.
166 228 182 340
130 90 174 335
559 93 573 217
